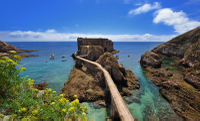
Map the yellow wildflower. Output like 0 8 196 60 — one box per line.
84 106 88 110
21 107 27 112
82 112 86 116
20 66 26 71
28 82 34 86
34 88 39 93
68 107 76 112
60 94 64 97
74 99 79 104
48 88 52 92
53 91 56 94
69 101 75 106
13 55 22 61
74 95 77 98
51 102 55 105
32 110 38 115
82 117 88 121
10 50 17 54
62 109 66 112
59 98 67 104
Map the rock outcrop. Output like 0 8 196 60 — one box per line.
184 72 200 90
152 26 200 68
0 40 38 57
0 40 38 53
79 45 104 61
140 26 200 120
96 52 140 90
140 51 162 68
62 52 140 104
61 66 107 103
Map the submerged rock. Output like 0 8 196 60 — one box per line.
33 83 49 90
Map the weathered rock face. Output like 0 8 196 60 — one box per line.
96 52 140 90
144 67 200 120
80 45 104 61
152 26 200 68
96 52 123 84
61 66 107 102
0 40 20 53
184 72 200 90
159 81 200 120
140 51 162 68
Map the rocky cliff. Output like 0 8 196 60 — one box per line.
152 26 200 68
140 26 200 120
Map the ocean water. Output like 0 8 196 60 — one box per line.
8 42 181 120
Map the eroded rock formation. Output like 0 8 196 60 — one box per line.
140 26 200 120
62 52 140 105
140 51 162 68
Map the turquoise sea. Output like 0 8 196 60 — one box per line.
9 42 181 120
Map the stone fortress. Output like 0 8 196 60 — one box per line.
77 37 114 52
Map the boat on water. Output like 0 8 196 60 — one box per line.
61 59 67 62
61 55 65 58
50 54 54 59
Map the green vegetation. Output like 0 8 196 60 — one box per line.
0 51 88 120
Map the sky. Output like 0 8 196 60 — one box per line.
0 0 200 42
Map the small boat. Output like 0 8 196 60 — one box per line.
61 55 65 58
50 54 54 59
61 59 67 62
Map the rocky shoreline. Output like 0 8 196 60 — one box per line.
140 27 200 120
0 40 38 57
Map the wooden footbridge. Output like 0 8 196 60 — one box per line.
75 55 135 121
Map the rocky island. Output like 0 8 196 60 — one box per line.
140 27 200 120
0 40 38 57
61 38 140 107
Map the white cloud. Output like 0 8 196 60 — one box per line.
153 8 200 34
46 29 56 33
0 30 176 42
123 0 131 4
128 2 161 15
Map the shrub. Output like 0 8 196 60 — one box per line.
0 51 88 120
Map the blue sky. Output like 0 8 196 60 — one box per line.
0 0 200 42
